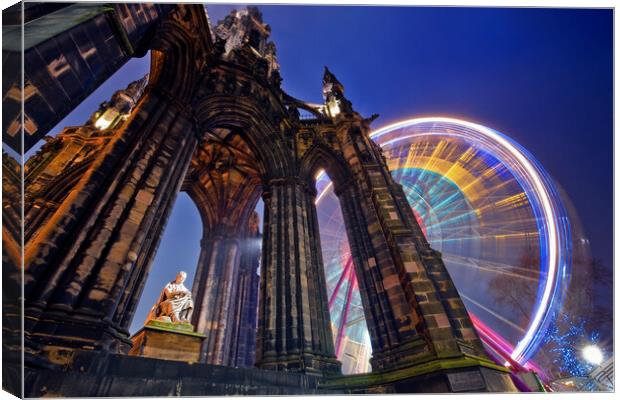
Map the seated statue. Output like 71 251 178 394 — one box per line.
146 271 194 324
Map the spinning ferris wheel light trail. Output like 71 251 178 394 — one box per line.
316 116 572 375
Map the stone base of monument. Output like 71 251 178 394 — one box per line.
21 350 338 396
129 320 205 363
19 348 517 396
320 354 519 393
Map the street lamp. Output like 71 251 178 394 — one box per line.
581 345 603 365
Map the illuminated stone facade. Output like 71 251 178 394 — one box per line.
4 3 517 395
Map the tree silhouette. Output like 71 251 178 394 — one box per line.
487 245 540 328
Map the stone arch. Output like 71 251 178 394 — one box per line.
105 10 226 335
298 142 353 191
185 177 263 365
182 172 262 240
182 93 289 365
147 8 212 102
23 50 202 355
193 96 294 181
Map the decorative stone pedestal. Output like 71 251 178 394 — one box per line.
129 320 206 363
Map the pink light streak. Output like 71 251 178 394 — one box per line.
470 313 547 381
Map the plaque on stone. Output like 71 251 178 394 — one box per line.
447 370 486 392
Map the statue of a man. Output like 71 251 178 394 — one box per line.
146 271 194 324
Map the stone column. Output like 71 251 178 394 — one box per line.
191 235 242 365
23 87 198 356
334 120 486 371
228 235 261 368
390 181 486 356
190 229 262 368
256 177 340 376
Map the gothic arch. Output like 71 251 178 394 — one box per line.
183 175 261 239
147 8 212 102
299 142 353 191
193 95 294 180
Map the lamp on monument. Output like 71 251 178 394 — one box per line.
322 66 345 118
94 108 120 130
326 98 341 118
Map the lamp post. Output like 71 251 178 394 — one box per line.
581 345 603 366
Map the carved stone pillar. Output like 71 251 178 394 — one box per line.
256 177 340 376
190 229 262 368
389 180 486 356
228 234 261 368
334 119 487 371
191 235 242 365
23 87 198 358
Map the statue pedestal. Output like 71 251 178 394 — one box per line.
129 320 206 363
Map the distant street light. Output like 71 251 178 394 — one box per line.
581 345 604 365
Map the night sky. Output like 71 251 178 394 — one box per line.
25 5 612 343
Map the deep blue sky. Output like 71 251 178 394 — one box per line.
25 5 612 336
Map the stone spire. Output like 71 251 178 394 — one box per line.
322 66 351 117
322 66 344 99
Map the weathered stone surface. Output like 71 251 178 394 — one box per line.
322 355 518 393
24 351 341 397
256 178 341 376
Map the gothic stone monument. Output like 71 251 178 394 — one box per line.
2 3 517 396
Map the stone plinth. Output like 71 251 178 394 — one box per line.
129 320 205 363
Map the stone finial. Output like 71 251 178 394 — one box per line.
322 66 352 117
322 66 345 99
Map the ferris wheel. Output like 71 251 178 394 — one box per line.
316 117 573 376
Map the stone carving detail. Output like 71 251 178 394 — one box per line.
146 271 195 324
214 7 279 77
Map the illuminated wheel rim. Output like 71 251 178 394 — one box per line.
317 117 571 373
